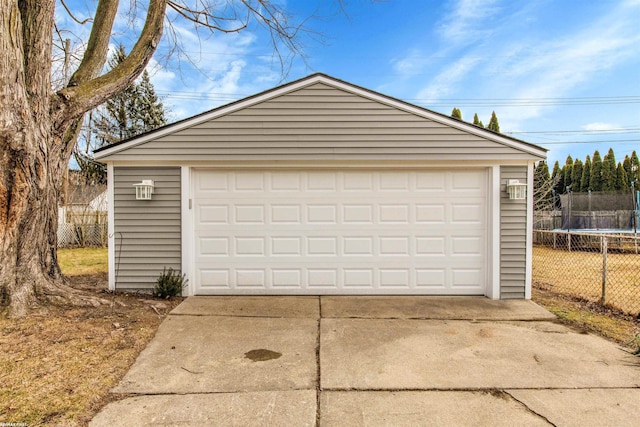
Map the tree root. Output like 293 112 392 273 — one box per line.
41 280 110 306
4 277 110 318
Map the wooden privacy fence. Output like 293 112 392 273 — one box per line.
533 230 640 315
57 223 108 248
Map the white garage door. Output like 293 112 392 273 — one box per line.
193 169 487 295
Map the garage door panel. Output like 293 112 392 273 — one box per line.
197 234 482 258
416 204 446 223
451 172 486 191
416 269 447 288
308 269 338 288
234 172 265 191
271 237 302 256
199 269 229 288
198 205 229 224
199 237 229 256
193 169 487 295
307 172 337 191
416 172 446 191
379 173 410 191
379 204 410 223
271 172 301 191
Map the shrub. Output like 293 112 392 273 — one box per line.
154 267 187 298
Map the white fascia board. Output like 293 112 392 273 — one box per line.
100 158 533 169
95 74 547 161
107 163 115 291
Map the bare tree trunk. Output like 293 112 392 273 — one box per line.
1 0 300 316
0 0 102 317
0 121 85 316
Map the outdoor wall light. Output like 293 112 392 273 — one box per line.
133 180 155 200
506 179 527 200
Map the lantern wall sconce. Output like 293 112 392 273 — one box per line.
134 180 155 200
506 179 527 200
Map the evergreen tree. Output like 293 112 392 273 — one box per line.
487 111 500 132
551 160 563 194
563 155 574 192
601 147 617 191
580 155 592 192
451 108 462 120
623 155 632 188
136 70 167 133
630 150 640 185
473 113 484 128
615 163 628 191
590 150 603 191
571 159 583 192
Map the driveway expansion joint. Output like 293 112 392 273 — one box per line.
169 313 314 319
315 297 322 427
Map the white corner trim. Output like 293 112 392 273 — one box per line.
525 161 534 299
180 166 194 296
489 165 501 300
107 163 115 291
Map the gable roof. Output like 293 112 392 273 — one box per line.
95 73 546 161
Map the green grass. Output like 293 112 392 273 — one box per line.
58 247 108 276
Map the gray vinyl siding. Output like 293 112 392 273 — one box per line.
500 166 528 299
103 83 541 162
113 167 181 290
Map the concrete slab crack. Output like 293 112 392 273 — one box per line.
505 390 556 426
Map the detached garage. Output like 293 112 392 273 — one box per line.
94 73 546 299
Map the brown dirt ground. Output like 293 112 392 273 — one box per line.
0 274 183 426
533 281 640 351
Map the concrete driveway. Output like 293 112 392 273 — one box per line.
91 296 640 426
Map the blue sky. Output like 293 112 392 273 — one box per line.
59 0 640 168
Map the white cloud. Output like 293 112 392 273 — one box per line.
416 55 482 101
499 10 640 129
583 122 620 131
145 59 176 91
455 0 640 132
207 60 247 95
438 0 501 43
392 50 431 77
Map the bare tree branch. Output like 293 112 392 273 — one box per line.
67 0 119 87
167 1 248 32
59 0 93 25
54 0 167 128
534 174 560 212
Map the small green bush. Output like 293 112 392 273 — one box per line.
154 267 188 298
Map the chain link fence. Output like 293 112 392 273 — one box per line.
57 223 108 248
533 230 640 315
